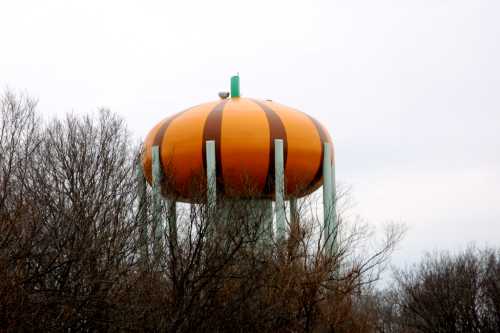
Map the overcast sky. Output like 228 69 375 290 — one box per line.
1 0 499 267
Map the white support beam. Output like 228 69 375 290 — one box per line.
275 139 286 240
290 197 299 239
290 198 298 227
205 140 218 235
151 145 164 253
136 161 149 263
167 200 177 248
331 156 337 254
322 143 336 256
206 140 217 210
255 199 273 244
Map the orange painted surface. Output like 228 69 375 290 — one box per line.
160 102 218 197
221 98 270 195
265 101 322 195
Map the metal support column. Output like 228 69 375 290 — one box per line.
290 197 299 238
331 154 337 254
136 162 149 263
151 146 164 254
206 140 217 232
275 139 286 240
255 199 273 244
322 142 335 256
167 200 177 248
206 141 217 209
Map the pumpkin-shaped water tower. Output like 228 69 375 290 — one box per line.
140 75 336 251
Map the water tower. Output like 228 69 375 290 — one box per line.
139 75 336 253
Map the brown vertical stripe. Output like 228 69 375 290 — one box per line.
252 99 288 196
306 115 329 190
153 110 190 153
202 99 228 194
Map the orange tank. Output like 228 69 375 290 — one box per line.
142 97 333 202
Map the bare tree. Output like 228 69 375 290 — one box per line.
0 90 41 329
384 247 500 333
0 89 404 332
123 176 405 332
0 91 141 331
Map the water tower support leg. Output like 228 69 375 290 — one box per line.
255 199 273 244
290 197 299 237
331 159 337 253
167 200 177 248
136 162 149 264
275 139 286 240
206 140 217 229
264 200 274 242
152 146 165 255
322 143 336 256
